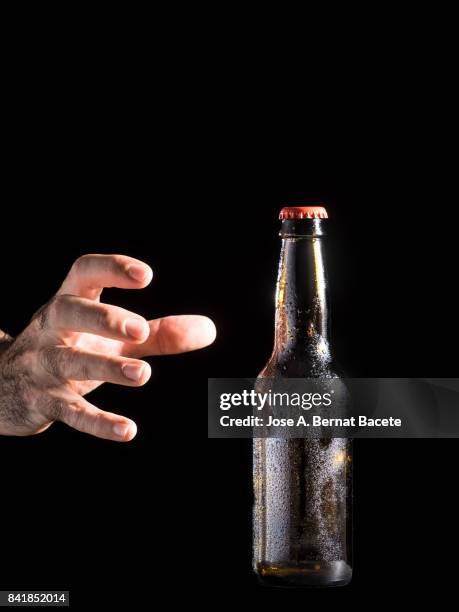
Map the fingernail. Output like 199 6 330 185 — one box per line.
127 264 149 282
113 421 137 441
113 423 129 438
113 422 130 438
125 318 148 340
122 363 144 381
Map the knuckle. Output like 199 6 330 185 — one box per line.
67 349 91 380
104 356 119 375
109 254 125 269
90 410 107 435
41 347 91 381
52 293 69 311
46 397 67 422
77 356 91 381
103 254 126 279
47 397 87 429
71 254 92 275
156 318 168 355
40 346 62 379
94 306 111 331
32 295 59 330
0 335 28 377
67 400 87 430
52 294 74 328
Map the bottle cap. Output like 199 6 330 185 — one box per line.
279 206 328 220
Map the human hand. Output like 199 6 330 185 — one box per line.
0 254 216 441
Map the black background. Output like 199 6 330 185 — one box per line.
1 30 458 607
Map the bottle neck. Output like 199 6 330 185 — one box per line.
274 221 331 365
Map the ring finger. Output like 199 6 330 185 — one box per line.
39 346 152 386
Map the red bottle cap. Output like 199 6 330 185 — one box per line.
279 206 328 220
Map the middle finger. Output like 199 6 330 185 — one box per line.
46 295 150 343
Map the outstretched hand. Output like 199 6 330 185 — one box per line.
0 254 216 441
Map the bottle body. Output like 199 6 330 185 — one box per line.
253 437 352 586
253 214 352 587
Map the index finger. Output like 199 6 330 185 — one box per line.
58 254 153 299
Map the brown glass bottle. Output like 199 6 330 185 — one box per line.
253 207 352 587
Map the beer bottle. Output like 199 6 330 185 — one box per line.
253 206 352 587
